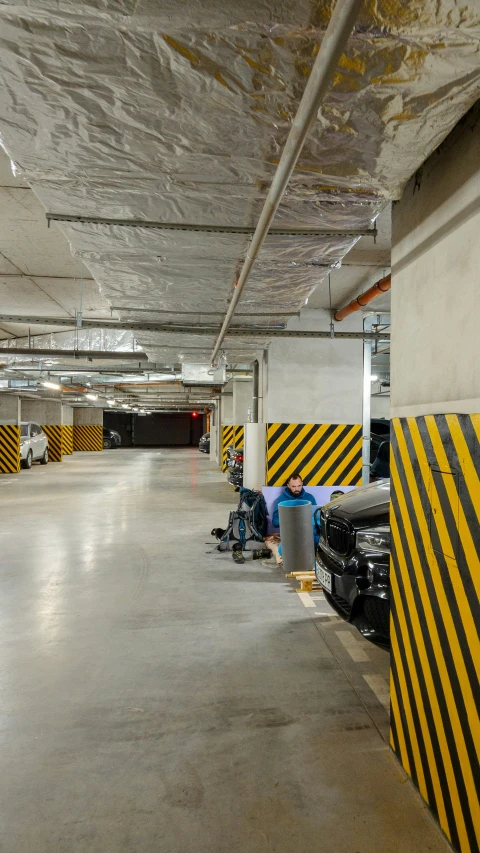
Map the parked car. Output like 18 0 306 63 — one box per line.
199 432 210 453
20 422 49 468
103 427 121 449
370 418 390 463
315 480 391 646
226 446 243 490
370 440 390 480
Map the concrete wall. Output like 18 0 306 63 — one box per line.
371 394 390 419
391 108 480 416
0 396 20 424
73 408 103 425
266 309 363 424
233 379 253 424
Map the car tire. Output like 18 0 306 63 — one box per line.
23 450 33 469
40 447 48 465
103 438 112 449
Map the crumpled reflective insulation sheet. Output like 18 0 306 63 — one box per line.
0 328 136 355
0 1 478 362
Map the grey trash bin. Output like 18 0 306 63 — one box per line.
278 498 315 574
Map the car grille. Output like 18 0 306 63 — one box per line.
330 592 352 616
326 519 352 556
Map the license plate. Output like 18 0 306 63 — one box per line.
316 560 332 593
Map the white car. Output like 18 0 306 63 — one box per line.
20 422 49 468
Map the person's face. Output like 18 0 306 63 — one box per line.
288 478 303 495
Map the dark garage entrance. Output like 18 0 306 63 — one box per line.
104 412 205 447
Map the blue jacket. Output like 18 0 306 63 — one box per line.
271 487 317 529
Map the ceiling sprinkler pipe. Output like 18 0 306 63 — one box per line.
210 0 363 365
334 274 391 321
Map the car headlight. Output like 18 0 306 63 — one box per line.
356 526 390 554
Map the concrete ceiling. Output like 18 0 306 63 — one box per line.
0 150 111 341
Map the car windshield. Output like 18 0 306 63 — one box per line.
20 425 29 436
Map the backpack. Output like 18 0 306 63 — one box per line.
213 488 268 551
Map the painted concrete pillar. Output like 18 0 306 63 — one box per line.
0 396 20 473
21 400 64 461
389 110 479 853
243 423 266 490
62 406 74 455
233 379 253 425
219 381 234 471
264 309 363 487
73 408 103 452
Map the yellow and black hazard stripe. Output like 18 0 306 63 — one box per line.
42 424 63 462
73 424 103 452
221 425 234 471
390 414 479 853
234 425 244 449
266 423 362 486
0 424 20 474
62 425 74 455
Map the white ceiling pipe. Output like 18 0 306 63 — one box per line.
210 0 363 365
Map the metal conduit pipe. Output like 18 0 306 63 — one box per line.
210 0 363 365
252 360 259 423
334 274 391 321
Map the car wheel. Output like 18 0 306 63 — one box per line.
40 447 48 465
103 438 112 449
23 449 33 469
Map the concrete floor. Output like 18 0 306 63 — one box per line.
0 448 449 853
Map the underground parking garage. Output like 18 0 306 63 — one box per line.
0 3 478 852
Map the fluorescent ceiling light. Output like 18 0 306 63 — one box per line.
121 403 130 409
85 393 98 401
370 375 378 382
42 380 61 390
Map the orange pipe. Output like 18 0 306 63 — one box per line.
334 274 391 322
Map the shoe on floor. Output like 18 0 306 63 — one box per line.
252 548 272 560
232 548 245 564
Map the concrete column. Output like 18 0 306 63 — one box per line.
233 379 253 425
22 399 64 461
264 309 363 487
219 381 234 471
389 108 479 849
62 406 74 455
243 423 266 490
73 407 103 452
0 396 20 473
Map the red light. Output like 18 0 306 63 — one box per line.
192 411 198 417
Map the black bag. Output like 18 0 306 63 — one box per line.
213 488 268 551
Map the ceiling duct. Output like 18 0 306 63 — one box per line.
181 364 227 385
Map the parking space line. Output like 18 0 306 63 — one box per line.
363 675 390 711
296 591 316 608
335 631 370 662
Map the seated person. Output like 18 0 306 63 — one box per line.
265 472 317 566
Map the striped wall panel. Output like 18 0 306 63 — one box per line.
62 424 74 455
73 424 103 452
234 425 245 449
390 415 479 853
221 425 234 472
42 424 63 462
0 424 20 474
266 423 363 486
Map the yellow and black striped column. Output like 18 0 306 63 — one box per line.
62 425 74 456
73 424 103 452
390 414 479 853
221 425 234 471
0 424 20 474
42 424 63 462
234 425 244 449
266 423 362 486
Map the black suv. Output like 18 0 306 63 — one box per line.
315 480 391 646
